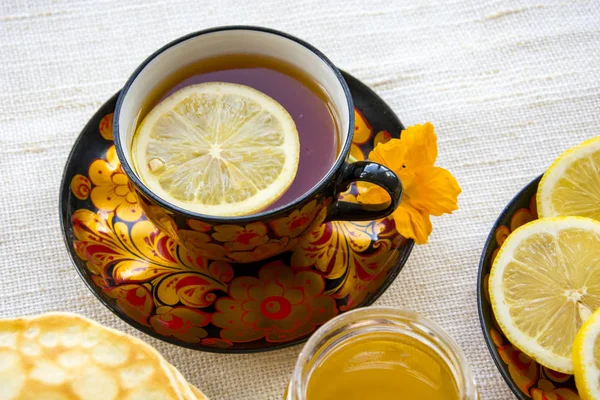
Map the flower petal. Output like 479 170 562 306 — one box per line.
284 288 304 305
106 145 120 167
367 140 407 172
90 186 123 212
112 173 129 186
264 281 284 297
115 202 143 222
308 296 338 325
392 204 432 245
353 109 373 144
292 271 324 297
248 222 268 235
399 122 437 167
357 185 390 205
212 225 244 242
409 166 461 216
88 159 115 186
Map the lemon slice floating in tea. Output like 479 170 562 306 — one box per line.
489 217 600 373
573 306 600 400
537 136 600 220
133 82 300 216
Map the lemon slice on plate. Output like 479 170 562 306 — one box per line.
133 82 300 216
537 136 600 220
573 307 600 400
489 217 600 373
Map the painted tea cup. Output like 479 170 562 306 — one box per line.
113 26 402 263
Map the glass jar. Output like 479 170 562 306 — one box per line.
286 307 478 400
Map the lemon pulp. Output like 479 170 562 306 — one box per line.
132 82 300 216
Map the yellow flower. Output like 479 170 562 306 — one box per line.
358 123 460 244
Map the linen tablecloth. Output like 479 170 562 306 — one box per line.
1 0 599 398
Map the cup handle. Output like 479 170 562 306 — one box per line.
325 161 402 222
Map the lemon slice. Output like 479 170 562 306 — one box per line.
537 136 600 220
489 217 600 373
573 306 600 400
133 82 300 216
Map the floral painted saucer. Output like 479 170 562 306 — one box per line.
478 177 580 399
60 71 414 353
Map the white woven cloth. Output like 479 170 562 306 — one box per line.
1 0 599 398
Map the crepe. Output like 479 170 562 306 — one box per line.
0 313 208 400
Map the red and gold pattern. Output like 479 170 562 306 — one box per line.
212 222 270 251
149 306 211 343
213 261 337 342
350 109 392 161
269 200 324 238
66 107 409 350
70 174 91 200
99 113 114 140
227 237 291 263
486 194 580 398
291 194 404 309
140 195 330 264
492 327 539 395
142 204 180 241
98 282 154 326
531 381 579 400
87 145 142 221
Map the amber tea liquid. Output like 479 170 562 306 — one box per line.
136 54 340 210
